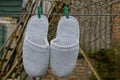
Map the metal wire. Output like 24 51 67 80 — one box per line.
0 12 120 16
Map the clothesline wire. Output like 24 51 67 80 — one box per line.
0 10 120 16
0 12 120 16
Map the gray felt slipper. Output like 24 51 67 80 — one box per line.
23 15 49 77
50 16 80 77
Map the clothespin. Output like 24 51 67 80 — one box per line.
37 6 42 18
64 5 69 19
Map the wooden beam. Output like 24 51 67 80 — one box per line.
80 45 102 80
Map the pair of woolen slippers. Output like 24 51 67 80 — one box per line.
23 15 80 77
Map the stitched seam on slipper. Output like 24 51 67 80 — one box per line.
25 37 49 50
51 44 79 51
51 39 79 49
